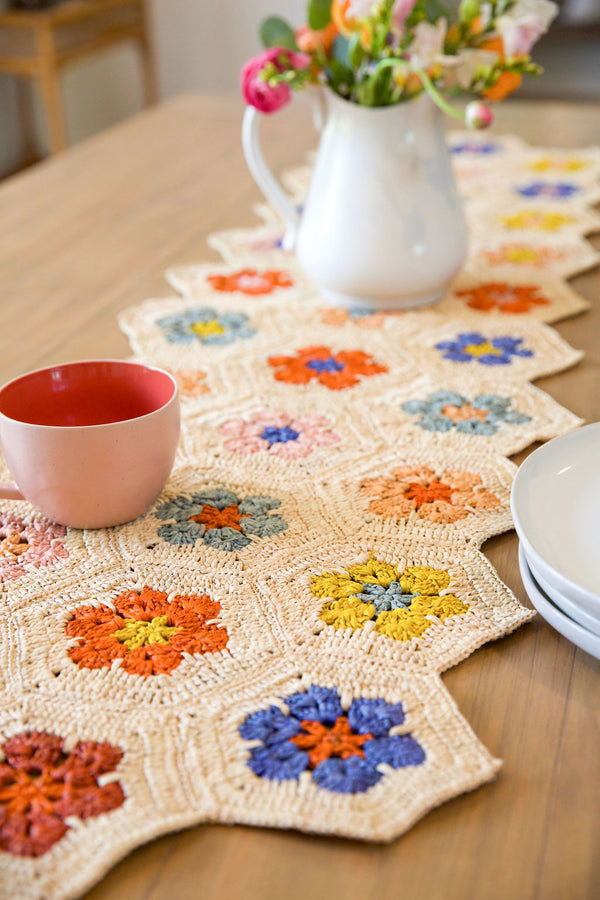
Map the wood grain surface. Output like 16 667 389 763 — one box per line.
0 93 598 900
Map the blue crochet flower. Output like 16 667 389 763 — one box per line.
154 488 287 551
402 389 531 436
240 685 425 794
451 142 501 155
515 182 580 199
156 307 256 345
435 332 534 366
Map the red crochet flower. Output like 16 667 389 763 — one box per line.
0 731 124 857
456 282 551 313
65 585 228 677
207 268 293 295
268 345 388 390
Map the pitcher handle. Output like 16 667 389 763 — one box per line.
0 481 24 500
242 88 326 252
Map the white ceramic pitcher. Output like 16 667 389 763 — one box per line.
242 88 468 310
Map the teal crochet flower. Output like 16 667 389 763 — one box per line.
154 488 287 551
402 390 531 436
156 307 256 345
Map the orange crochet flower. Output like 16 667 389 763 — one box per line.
268 345 388 390
207 268 293 295
66 585 228 677
0 732 124 857
290 717 373 768
360 465 501 525
456 282 551 313
175 369 210 398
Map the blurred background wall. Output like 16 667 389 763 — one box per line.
0 0 599 176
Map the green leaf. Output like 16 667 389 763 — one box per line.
308 0 333 30
332 34 351 67
260 16 298 50
423 0 450 21
348 32 366 68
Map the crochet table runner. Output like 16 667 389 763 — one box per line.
2 133 600 900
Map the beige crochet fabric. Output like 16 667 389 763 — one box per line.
1 133 598 900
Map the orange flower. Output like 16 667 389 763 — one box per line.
207 268 293 295
456 282 551 313
296 22 338 53
331 0 372 47
484 70 522 101
479 37 522 101
268 345 388 390
66 586 228 678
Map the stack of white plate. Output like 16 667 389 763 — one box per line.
511 422 600 660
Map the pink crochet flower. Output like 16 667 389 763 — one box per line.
219 410 340 459
241 48 311 114
0 514 68 583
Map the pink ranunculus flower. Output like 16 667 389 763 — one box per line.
241 48 311 114
465 100 494 130
495 0 558 58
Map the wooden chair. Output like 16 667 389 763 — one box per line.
0 0 158 160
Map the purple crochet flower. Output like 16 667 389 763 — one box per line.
451 142 500 155
434 332 534 366
515 182 580 199
240 685 425 794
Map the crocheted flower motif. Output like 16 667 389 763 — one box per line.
450 142 500 155
240 685 425 794
312 556 467 642
248 234 284 253
174 369 210 398
156 307 255 345
207 268 293 295
435 332 533 366
319 307 391 329
500 211 576 233
360 465 501 525
402 390 531 436
0 731 124 857
0 514 68 583
528 157 586 173
219 410 340 459
155 488 287 551
515 181 581 199
455 283 551 314
481 243 564 267
65 585 228 677
268 345 388 390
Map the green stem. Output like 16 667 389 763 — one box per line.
417 69 465 121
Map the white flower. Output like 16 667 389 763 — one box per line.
443 47 500 90
408 18 448 70
347 0 377 17
495 0 559 58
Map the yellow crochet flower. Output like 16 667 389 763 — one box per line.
311 556 467 642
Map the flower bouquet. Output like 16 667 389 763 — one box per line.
242 0 559 128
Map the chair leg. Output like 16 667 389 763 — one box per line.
138 1 159 106
35 21 68 154
16 78 40 164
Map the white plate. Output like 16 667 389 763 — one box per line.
525 548 600 638
518 544 600 660
511 422 600 615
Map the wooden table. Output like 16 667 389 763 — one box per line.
0 93 598 900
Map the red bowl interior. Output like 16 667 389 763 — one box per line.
0 361 176 427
